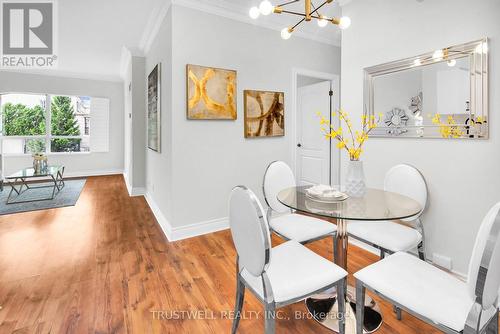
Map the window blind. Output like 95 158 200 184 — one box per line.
90 97 110 152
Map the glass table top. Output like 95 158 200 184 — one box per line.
277 186 422 221
6 166 64 179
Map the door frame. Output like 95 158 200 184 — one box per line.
291 68 340 186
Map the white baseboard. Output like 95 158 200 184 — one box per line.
144 191 173 241
170 217 229 241
123 173 146 197
129 187 146 196
64 169 124 178
143 191 229 242
123 171 132 194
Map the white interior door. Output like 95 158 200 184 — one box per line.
296 80 331 186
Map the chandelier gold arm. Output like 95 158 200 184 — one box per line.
261 0 346 36
305 0 312 21
279 0 342 31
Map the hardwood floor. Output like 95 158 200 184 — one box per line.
0 175 482 333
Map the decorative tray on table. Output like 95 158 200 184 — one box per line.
305 184 349 203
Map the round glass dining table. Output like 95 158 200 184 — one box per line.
277 186 422 334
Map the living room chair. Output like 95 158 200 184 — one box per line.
354 202 500 334
229 186 347 334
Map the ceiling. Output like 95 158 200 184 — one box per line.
194 0 344 46
3 0 164 82
3 0 348 82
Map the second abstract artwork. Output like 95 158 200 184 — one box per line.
244 90 285 138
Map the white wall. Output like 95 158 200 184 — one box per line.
144 4 341 236
341 0 500 274
124 58 133 184
131 57 147 190
0 71 124 176
123 55 147 193
297 75 329 88
145 8 174 225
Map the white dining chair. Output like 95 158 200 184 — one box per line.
229 186 348 334
354 202 500 334
347 164 427 260
263 161 338 259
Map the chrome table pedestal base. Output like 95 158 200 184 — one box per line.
304 218 382 334
305 285 382 334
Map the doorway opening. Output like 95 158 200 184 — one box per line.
292 69 340 187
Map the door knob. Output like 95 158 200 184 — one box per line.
297 143 302 147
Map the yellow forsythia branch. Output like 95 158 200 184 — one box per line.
317 110 381 161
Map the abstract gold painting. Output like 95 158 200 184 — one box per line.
186 64 237 120
244 90 285 138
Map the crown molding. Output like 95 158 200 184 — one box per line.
119 46 144 80
120 47 132 80
139 0 173 54
0 68 122 83
137 0 340 55
172 0 341 46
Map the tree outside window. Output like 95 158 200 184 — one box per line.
1 94 90 154
3 95 46 154
50 96 81 152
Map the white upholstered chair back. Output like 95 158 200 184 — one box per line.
229 186 271 277
384 164 427 221
466 202 500 310
263 161 295 214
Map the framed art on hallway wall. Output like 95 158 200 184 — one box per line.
148 63 161 152
244 90 285 138
186 64 237 120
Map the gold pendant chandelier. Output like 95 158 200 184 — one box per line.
249 0 351 40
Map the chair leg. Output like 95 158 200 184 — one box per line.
231 276 245 334
393 305 402 320
333 234 338 263
337 278 346 334
418 241 426 261
486 310 499 334
355 280 365 334
264 303 276 334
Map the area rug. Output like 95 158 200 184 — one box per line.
0 178 86 216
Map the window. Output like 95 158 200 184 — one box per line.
0 93 92 154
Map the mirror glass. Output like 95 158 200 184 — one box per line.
365 39 488 139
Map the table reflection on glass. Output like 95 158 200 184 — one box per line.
277 186 422 333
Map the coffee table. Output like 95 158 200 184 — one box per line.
5 166 65 204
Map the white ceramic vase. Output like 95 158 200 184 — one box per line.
345 160 366 197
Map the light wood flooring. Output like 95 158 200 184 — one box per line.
0 175 488 333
